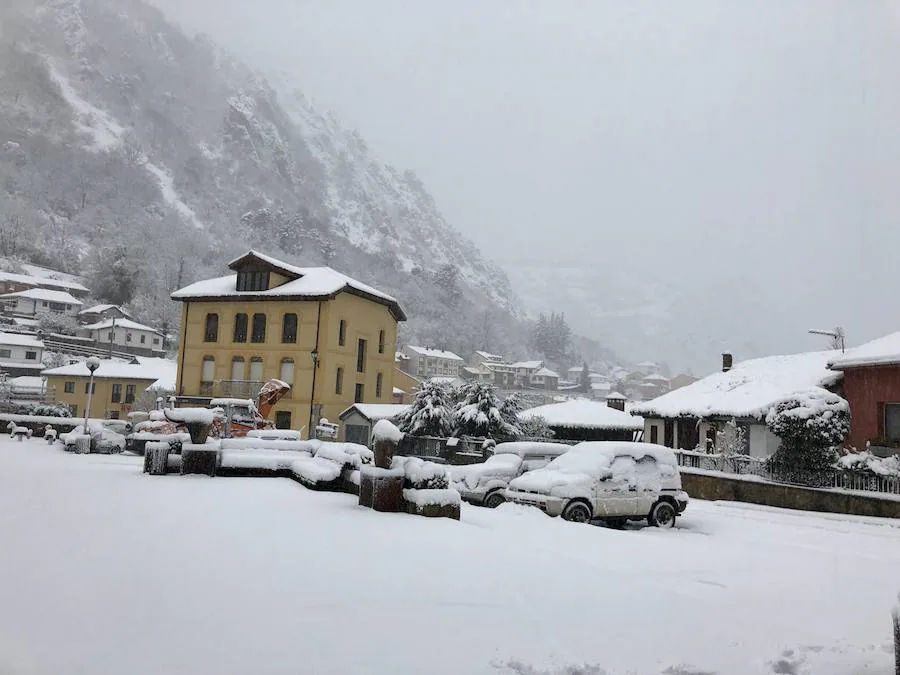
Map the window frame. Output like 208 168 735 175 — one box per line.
201 356 216 384
236 269 270 292
111 383 122 403
356 338 367 373
378 330 386 354
354 383 364 404
24 350 37 360
251 313 267 344
335 367 344 395
884 403 900 441
338 319 346 346
233 313 248 343
64 381 75 394
204 313 219 342
282 313 298 344
231 356 245 381
376 372 383 398
125 384 136 404
249 356 264 382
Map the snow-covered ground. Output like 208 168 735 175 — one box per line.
0 438 897 675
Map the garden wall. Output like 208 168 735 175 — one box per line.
681 469 900 519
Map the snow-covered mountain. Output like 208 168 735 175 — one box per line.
0 0 523 353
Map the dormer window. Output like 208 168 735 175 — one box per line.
236 269 270 292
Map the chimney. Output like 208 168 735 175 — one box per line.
722 353 733 372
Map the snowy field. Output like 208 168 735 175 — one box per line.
0 439 897 675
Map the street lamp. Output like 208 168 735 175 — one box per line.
83 356 101 433
809 327 846 353
308 349 320 439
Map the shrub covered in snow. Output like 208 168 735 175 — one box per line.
15 403 72 418
396 381 455 437
765 389 850 471
516 414 554 439
372 419 403 444
392 456 450 490
836 451 900 478
453 381 519 439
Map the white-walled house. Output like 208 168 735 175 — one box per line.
632 351 842 459
0 288 82 318
0 331 45 377
79 318 165 355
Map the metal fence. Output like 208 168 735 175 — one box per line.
396 435 488 465
675 450 900 496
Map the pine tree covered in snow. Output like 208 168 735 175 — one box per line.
765 390 851 472
395 381 455 437
454 381 519 439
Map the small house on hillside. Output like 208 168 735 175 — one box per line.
828 332 900 454
0 288 82 318
519 398 644 442
633 352 842 458
339 403 411 445
510 360 543 387
469 350 503 368
78 304 132 325
0 331 44 377
79 318 165 357
403 345 463 379
528 366 559 390
0 270 89 299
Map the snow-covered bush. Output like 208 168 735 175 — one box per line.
716 418 748 457
836 451 900 478
15 403 72 418
37 313 80 336
517 414 554 439
765 389 850 471
392 456 450 490
396 381 455 437
453 381 519 439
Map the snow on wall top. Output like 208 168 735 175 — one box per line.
828 331 900 370
533 367 559 378
340 403 410 422
81 318 162 334
0 288 83 305
0 332 44 349
404 345 463 361
633 350 842 420
42 358 176 385
510 360 543 370
519 399 644 430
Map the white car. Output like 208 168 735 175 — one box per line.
505 441 689 528
452 441 571 508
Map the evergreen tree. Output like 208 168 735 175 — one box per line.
499 391 525 431
395 381 455 437
454 381 519 439
765 390 850 472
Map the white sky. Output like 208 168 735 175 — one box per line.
149 0 900 370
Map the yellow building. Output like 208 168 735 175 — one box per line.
171 250 406 438
43 358 177 419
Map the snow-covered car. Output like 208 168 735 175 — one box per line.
60 423 127 454
452 441 572 508
505 442 689 528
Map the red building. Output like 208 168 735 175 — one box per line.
829 332 900 453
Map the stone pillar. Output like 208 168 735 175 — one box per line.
181 443 218 476
143 441 170 475
358 466 404 512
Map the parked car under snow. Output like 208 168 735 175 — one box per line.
452 441 572 508
505 442 689 528
60 422 129 454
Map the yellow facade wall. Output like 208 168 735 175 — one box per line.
175 290 398 438
46 374 158 419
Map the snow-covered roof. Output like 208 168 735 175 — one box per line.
81 318 162 334
171 250 405 321
404 345 463 361
643 373 669 383
0 288 83 305
339 403 411 422
633 350 843 420
430 376 463 385
0 331 43 349
519 399 643 430
0 270 88 293
462 366 485 375
474 350 503 361
42 358 177 386
6 376 44 389
533 367 559 378
392 386 405 395
828 332 900 370
79 304 129 316
605 391 627 400
510 360 543 370
0 361 43 371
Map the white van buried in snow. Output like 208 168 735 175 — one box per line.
505 442 689 528
452 441 572 508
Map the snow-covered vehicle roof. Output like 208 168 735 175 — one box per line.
171 250 405 321
493 441 572 458
508 441 677 496
519 399 643 430
828 331 900 370
633 350 842 420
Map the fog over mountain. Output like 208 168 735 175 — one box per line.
148 0 900 372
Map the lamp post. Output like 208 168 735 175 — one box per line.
308 349 319 439
83 356 100 432
809 327 846 353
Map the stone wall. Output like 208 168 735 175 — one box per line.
682 470 900 519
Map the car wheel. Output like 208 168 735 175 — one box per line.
649 501 677 528
484 491 506 509
562 501 592 524
605 518 627 529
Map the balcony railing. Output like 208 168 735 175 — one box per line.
199 380 264 400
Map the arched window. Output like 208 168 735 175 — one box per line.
376 372 383 398
251 313 266 343
233 313 248 343
282 313 298 343
231 356 245 381
204 313 218 342
201 356 216 383
279 357 294 385
249 357 264 382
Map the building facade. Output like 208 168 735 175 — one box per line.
0 331 44 377
80 318 165 357
172 251 405 437
402 346 463 378
0 288 82 318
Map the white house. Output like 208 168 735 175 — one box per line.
78 304 132 325
79 318 165 355
0 331 44 377
0 270 89 299
632 351 842 458
0 288 82 318
402 345 464 378
528 366 560 390
510 360 544 387
519 398 643 442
